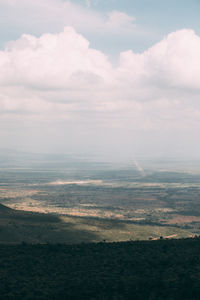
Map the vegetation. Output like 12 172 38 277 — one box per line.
0 238 200 299
0 203 191 244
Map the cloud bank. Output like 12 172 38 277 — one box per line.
1 27 200 157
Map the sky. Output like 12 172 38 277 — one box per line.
0 0 200 159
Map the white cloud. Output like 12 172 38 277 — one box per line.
0 27 200 156
0 27 112 90
119 29 200 90
0 0 137 41
105 11 136 33
1 28 200 113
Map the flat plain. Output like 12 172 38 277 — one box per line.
0 151 200 243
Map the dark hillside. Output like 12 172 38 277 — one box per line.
0 203 12 213
0 203 97 244
0 238 200 299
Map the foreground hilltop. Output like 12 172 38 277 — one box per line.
0 238 200 299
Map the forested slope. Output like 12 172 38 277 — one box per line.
1 238 200 299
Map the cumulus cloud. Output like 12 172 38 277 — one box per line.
3 28 200 91
119 29 200 90
1 27 200 157
0 27 112 89
1 28 200 112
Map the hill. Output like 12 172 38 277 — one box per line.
0 203 96 244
